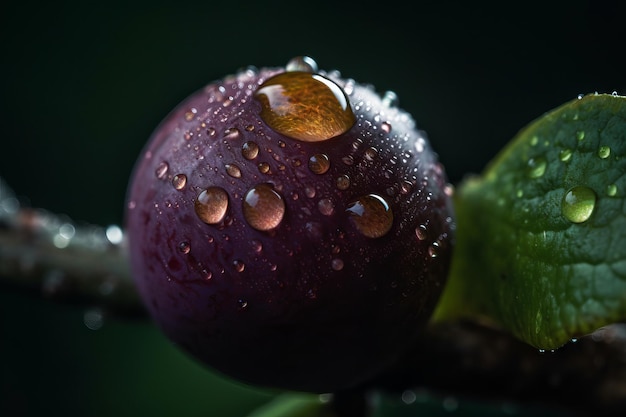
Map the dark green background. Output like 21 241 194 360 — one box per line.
1 1 624 416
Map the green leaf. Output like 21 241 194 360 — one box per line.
246 393 337 417
433 93 626 349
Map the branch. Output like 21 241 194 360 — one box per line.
0 176 145 318
2 176 626 415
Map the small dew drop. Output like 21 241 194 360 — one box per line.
317 198 335 216
243 183 285 231
336 175 350 190
308 153 330 174
428 242 439 258
242 141 260 160
195 187 229 224
526 157 547 178
233 260 246 272
178 241 191 254
415 224 428 241
83 308 105 331
598 145 611 159
224 127 242 140
346 194 393 238
172 174 187 190
258 162 270 174
251 239 263 253
364 147 378 161
331 258 344 271
184 108 197 121
285 56 318 73
561 185 596 223
576 130 585 141
607 184 617 197
382 90 399 107
225 163 242 178
559 149 572 162
381 121 392 133
155 161 169 179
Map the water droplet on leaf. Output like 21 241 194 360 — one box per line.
561 185 596 223
526 157 547 178
172 174 187 190
598 145 611 159
308 153 330 174
242 141 259 160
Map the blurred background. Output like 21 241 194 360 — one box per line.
0 0 624 415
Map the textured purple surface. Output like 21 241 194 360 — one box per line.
125 65 455 393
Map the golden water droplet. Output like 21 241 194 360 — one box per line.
346 194 393 238
308 153 330 174
172 174 187 190
225 163 242 178
243 183 285 231
194 187 229 224
254 72 355 142
242 141 259 160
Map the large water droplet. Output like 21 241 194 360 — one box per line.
346 194 393 238
561 185 596 223
195 187 229 224
308 153 330 174
243 183 285 231
254 72 355 142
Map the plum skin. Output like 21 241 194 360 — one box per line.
125 65 455 393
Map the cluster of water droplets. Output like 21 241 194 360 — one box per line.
522 113 621 224
149 56 451 280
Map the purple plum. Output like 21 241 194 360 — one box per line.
125 57 455 393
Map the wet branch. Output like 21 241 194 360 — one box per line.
0 177 144 318
2 176 626 415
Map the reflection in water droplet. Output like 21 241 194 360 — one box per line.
561 186 596 223
331 258 344 271
233 260 245 272
285 56 318 73
224 127 242 140
415 224 428 241
598 146 611 159
172 174 187 190
258 162 270 174
308 153 330 174
84 308 104 330
382 91 399 107
155 161 169 179
242 141 259 160
336 175 350 190
178 241 191 254
317 198 335 216
607 184 617 197
559 149 572 162
225 163 242 178
254 72 355 142
195 187 229 224
243 183 285 231
346 194 393 238
527 157 547 178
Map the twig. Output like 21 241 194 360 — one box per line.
0 176 144 318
